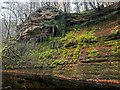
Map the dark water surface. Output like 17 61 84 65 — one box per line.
2 62 120 89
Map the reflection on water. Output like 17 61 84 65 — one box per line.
2 62 120 89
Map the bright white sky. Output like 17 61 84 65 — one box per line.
0 0 120 6
0 0 120 14
0 0 120 19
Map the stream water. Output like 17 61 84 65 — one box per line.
2 62 120 89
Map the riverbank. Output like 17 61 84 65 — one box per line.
2 62 120 89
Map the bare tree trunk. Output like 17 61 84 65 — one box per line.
83 1 88 11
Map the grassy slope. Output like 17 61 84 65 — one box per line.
2 6 120 69
23 12 120 67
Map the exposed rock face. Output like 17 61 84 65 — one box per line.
17 6 60 42
17 2 120 42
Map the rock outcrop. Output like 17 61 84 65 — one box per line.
17 6 60 42
17 2 120 42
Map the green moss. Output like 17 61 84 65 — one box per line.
64 31 97 48
60 60 68 65
76 32 97 45
39 50 54 59
53 60 61 65
61 48 74 62
52 59 68 65
90 27 101 32
64 31 78 48
62 49 70 58
104 40 120 56
107 28 120 40
104 40 120 46
88 49 99 61
64 39 78 48
62 49 68 59
111 29 120 35
69 25 82 31
113 48 120 56
72 45 80 62
112 45 120 56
